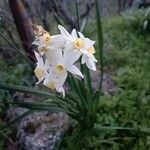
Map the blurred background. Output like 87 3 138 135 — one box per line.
0 0 150 149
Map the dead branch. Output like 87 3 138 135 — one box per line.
8 0 35 62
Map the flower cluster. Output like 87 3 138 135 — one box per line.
32 25 97 97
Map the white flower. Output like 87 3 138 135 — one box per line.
81 45 97 71
43 72 65 97
58 25 97 71
43 49 83 97
44 49 83 91
58 25 83 51
33 24 97 97
33 30 65 55
34 51 49 84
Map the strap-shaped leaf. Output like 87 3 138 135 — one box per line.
0 83 60 101
0 101 65 113
3 101 81 122
95 0 104 91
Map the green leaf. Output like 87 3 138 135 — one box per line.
83 65 93 96
0 83 59 100
1 101 65 113
67 76 89 118
80 18 88 33
92 91 100 115
53 13 64 26
95 0 104 91
67 76 83 100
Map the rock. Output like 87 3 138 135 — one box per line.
17 112 68 150
91 70 118 95
6 93 69 150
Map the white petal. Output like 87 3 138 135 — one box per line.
45 49 55 64
91 55 97 62
43 72 55 86
66 65 84 78
82 50 97 62
34 50 44 65
44 59 50 70
71 29 77 39
34 50 40 59
57 87 65 98
78 32 85 38
52 49 64 66
57 71 68 87
32 36 44 46
48 34 65 49
65 41 75 51
58 25 71 38
81 55 86 64
32 40 39 46
85 38 95 48
36 77 44 85
85 57 96 71
64 50 81 65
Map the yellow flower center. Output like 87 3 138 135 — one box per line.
47 82 55 90
34 67 45 79
87 46 95 55
56 64 65 73
73 38 85 49
43 33 51 45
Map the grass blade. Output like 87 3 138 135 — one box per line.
83 65 93 96
94 125 150 136
95 0 104 92
67 76 88 112
53 12 64 26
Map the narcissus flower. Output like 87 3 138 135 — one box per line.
49 49 83 83
33 33 65 56
81 45 97 71
44 50 83 97
58 25 97 71
34 51 49 84
32 24 97 97
43 72 65 97
32 25 65 55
